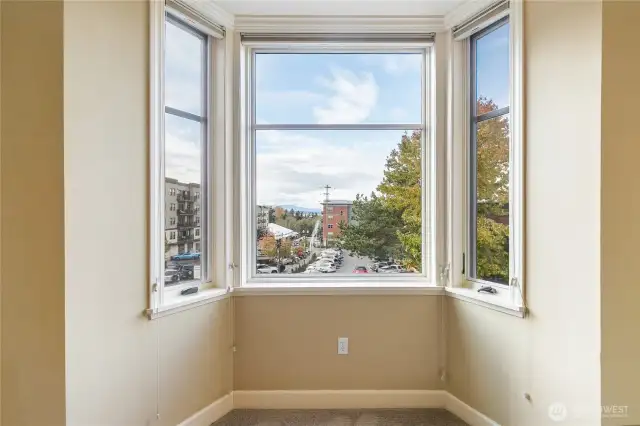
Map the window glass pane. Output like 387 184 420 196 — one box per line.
472 115 509 284
255 53 422 125
165 18 204 116
474 20 510 112
164 113 203 286
255 129 422 276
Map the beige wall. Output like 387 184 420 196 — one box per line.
1 2 67 425
234 295 443 390
601 2 640 424
447 1 603 425
62 2 233 425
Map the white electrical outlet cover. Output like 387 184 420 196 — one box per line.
338 337 348 355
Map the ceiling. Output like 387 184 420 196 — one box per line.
214 0 468 17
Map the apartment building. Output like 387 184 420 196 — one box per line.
165 177 201 258
256 205 270 232
322 199 353 245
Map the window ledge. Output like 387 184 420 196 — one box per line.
445 287 526 318
146 287 230 320
234 281 443 296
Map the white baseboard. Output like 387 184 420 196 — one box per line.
233 390 447 410
178 390 498 426
444 393 500 426
177 392 233 426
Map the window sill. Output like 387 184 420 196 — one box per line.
146 287 230 320
234 281 443 296
445 287 526 318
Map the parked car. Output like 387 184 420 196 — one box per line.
317 264 337 273
164 269 181 284
171 252 201 261
321 255 341 265
316 260 337 269
369 261 390 272
353 266 368 274
257 265 278 274
379 264 406 273
322 249 343 258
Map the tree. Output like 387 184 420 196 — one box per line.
476 216 509 283
474 97 510 283
257 227 268 241
338 98 509 279
259 235 292 261
340 130 423 270
339 193 404 261
476 97 509 213
377 130 422 270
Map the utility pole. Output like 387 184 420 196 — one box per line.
322 185 332 248
322 184 332 204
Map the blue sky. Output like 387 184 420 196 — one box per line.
475 21 510 108
255 53 422 208
164 20 510 209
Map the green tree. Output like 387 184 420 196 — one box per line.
339 193 403 261
474 97 510 283
377 130 422 270
339 98 509 279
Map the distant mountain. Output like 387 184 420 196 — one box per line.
278 205 322 214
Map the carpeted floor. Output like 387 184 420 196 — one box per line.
212 409 469 425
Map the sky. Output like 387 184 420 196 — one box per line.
164 19 510 210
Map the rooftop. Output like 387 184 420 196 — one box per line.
323 200 353 206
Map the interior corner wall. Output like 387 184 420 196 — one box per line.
0 1 67 425
446 1 602 425
0 2 3 423
600 2 640 424
63 2 232 425
234 295 442 390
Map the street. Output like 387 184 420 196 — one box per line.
334 251 370 275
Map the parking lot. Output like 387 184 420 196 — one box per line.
333 252 371 275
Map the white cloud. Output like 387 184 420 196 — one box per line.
313 68 378 124
165 125 201 185
256 130 397 209
165 21 204 115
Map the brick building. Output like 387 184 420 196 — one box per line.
322 199 353 246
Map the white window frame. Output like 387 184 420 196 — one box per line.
447 0 525 316
237 36 440 288
147 0 229 319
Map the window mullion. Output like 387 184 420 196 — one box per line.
252 123 424 131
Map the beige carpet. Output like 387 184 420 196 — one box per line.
212 409 469 425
